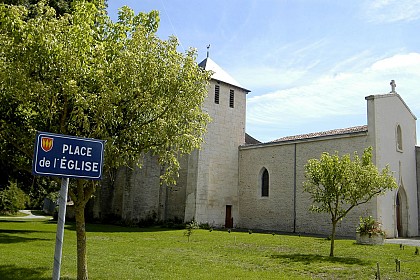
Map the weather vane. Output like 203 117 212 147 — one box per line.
207 44 210 58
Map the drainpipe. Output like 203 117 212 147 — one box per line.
293 143 297 233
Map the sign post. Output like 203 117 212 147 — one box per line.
52 177 69 280
32 132 104 280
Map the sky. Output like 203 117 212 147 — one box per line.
107 0 420 143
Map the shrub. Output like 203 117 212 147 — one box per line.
0 181 29 214
164 217 185 229
356 216 386 237
199 222 212 230
184 220 199 242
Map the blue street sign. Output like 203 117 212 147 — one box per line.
32 132 105 180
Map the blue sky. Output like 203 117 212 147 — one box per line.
107 0 420 143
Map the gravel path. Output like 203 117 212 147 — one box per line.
385 237 420 247
18 209 48 219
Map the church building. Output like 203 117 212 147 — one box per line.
91 58 419 238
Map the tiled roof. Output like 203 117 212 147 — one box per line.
270 125 368 143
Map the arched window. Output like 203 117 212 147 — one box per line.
261 168 269 197
396 124 403 152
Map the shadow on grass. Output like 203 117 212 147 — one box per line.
0 232 51 244
0 265 50 280
271 253 371 266
0 229 44 234
0 219 31 223
62 222 182 233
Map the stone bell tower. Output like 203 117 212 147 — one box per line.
165 53 250 227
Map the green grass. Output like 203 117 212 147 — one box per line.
1 218 419 279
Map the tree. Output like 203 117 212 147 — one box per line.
0 0 107 17
0 0 107 208
0 1 211 279
184 220 199 242
303 147 397 257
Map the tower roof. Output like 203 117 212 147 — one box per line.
198 57 250 92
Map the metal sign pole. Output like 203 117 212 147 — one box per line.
52 177 69 280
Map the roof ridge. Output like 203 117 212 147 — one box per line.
269 125 368 143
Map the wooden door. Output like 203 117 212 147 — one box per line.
225 205 233 228
396 193 402 237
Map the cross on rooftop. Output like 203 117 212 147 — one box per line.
390 80 396 93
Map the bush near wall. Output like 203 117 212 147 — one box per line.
0 181 29 214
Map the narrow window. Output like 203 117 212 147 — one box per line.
229 89 234 108
396 124 403 151
261 168 269 197
214 85 220 104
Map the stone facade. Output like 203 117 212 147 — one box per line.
239 128 372 237
416 146 420 235
90 153 162 223
366 94 418 237
90 58 419 238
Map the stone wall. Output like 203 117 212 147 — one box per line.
90 153 162 223
417 146 420 236
239 133 374 237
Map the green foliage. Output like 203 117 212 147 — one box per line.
198 222 212 230
304 147 397 216
184 220 199 242
356 216 386 236
0 0 107 17
0 0 105 207
303 147 397 256
0 0 211 187
0 181 29 214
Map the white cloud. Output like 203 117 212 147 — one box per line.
246 52 420 141
232 66 309 91
228 39 327 91
370 53 420 70
328 50 376 74
363 0 420 23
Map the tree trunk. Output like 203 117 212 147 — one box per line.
69 180 97 280
75 200 89 280
329 220 337 257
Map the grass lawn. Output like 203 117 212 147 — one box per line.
1 217 419 279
